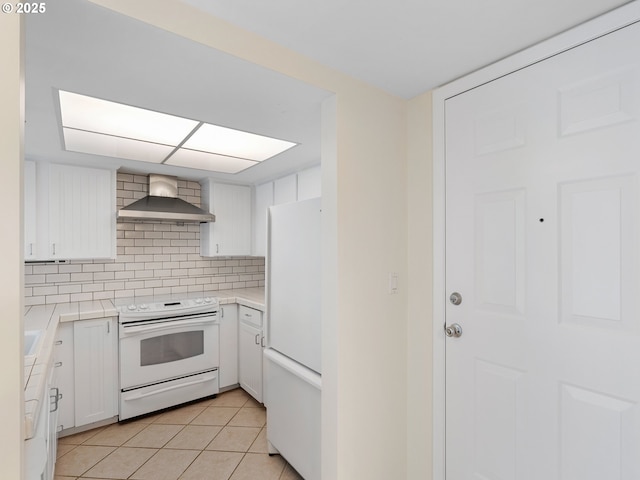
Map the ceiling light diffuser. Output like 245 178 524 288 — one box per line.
58 90 298 174
182 123 296 161
59 90 198 146
62 128 175 163
166 148 258 174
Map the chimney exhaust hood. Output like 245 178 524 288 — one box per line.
117 174 215 223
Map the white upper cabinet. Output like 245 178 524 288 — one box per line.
24 162 116 261
24 161 37 260
252 165 321 257
49 164 116 260
273 174 297 205
253 182 274 257
200 181 252 256
297 165 321 200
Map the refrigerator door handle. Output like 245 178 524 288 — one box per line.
264 348 321 389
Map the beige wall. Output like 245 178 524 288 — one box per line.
406 91 434 479
0 11 24 479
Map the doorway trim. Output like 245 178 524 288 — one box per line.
431 3 640 478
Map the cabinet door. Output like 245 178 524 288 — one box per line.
73 318 118 427
219 304 239 389
24 160 37 260
238 319 263 403
200 182 251 256
253 182 274 256
46 361 60 480
297 166 321 200
274 174 297 205
55 323 75 432
49 164 115 259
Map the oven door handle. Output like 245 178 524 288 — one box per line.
121 317 217 336
123 372 218 401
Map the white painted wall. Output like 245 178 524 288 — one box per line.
0 12 25 479
86 1 413 478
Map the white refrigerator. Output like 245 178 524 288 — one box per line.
264 197 321 480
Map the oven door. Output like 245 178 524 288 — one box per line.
119 313 219 390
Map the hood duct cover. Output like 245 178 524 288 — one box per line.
117 174 215 223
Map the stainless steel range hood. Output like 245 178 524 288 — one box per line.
117 174 215 223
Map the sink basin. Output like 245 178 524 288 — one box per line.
24 330 41 357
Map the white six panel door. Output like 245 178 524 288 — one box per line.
445 21 640 480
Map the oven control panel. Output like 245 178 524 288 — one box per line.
117 296 218 319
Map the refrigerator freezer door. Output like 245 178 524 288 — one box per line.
267 197 321 373
264 348 321 480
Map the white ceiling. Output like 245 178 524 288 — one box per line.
25 0 631 183
181 0 631 99
25 0 331 183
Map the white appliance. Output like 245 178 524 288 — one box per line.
265 197 322 480
117 296 220 420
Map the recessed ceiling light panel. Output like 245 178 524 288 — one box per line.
182 123 296 161
63 128 174 163
59 90 198 145
166 148 258 174
57 90 298 173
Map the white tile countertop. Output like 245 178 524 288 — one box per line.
215 287 266 311
23 288 264 440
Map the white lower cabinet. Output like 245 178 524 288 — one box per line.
238 305 264 403
25 353 60 480
73 317 118 427
55 317 118 434
54 323 75 432
219 304 239 390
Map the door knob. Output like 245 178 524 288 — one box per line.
445 323 463 338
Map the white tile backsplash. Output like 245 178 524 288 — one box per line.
24 173 265 306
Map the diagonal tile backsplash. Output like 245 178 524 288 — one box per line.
24 173 264 306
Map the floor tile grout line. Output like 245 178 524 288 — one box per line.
57 389 276 480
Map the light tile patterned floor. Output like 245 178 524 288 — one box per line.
54 388 304 480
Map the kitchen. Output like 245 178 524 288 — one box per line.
21 0 327 478
4 0 639 480
19 1 330 478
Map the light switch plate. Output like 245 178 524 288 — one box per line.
388 272 399 294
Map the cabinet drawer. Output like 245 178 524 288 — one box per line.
238 305 262 329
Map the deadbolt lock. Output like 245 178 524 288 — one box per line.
449 292 462 305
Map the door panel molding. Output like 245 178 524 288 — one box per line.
432 4 640 479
